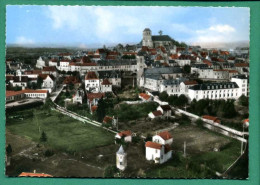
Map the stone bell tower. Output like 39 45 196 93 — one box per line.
116 145 127 171
142 28 153 48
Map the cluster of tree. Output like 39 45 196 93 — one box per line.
27 82 37 90
6 85 22 91
40 131 47 142
183 65 191 74
36 76 43 89
121 55 136 59
104 165 119 178
167 94 189 107
238 95 249 107
189 99 237 118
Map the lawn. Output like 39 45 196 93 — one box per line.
145 125 242 179
6 107 114 153
109 101 159 121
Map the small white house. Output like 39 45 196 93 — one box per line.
148 110 163 119
72 89 84 104
145 141 172 164
115 130 132 143
157 105 172 117
100 78 112 93
152 131 173 145
85 71 100 92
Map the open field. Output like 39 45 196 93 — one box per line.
6 108 114 153
145 125 242 178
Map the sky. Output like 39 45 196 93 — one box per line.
6 6 250 48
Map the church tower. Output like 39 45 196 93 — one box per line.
142 28 153 48
116 145 127 171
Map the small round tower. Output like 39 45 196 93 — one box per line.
116 145 127 171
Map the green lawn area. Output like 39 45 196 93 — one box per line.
108 102 159 121
6 107 114 153
146 140 241 178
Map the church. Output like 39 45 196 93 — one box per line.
142 28 177 49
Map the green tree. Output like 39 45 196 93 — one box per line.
97 97 106 122
238 95 249 107
37 76 43 89
6 144 12 156
159 91 168 102
183 65 191 74
40 131 47 142
104 165 119 178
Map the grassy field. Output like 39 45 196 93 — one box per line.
6 107 114 153
145 125 243 178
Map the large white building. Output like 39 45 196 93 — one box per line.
231 75 249 97
188 82 240 101
36 57 45 69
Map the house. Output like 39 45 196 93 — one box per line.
202 115 221 124
100 78 112 93
38 74 56 92
115 130 132 143
148 110 163 119
139 93 151 101
6 75 28 89
72 89 84 104
36 57 45 69
42 66 58 77
145 141 172 164
243 118 249 128
188 82 240 101
86 93 105 110
159 78 186 96
59 59 71 72
48 58 59 67
6 90 26 103
157 105 172 117
97 70 122 87
23 89 48 99
152 131 173 145
85 71 100 92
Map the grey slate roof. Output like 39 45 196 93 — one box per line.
97 70 122 79
152 35 173 42
97 59 137 66
117 145 125 155
162 78 187 85
189 82 239 91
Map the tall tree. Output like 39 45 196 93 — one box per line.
37 76 43 89
40 131 47 142
97 97 106 122
6 144 12 156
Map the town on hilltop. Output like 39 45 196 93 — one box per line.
5 28 249 178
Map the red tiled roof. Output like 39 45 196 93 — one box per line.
49 58 58 62
170 54 179 60
123 52 137 55
139 93 151 100
235 63 249 67
19 172 53 177
160 105 171 111
91 105 98 112
152 110 163 117
82 55 92 63
87 93 105 101
43 66 56 72
157 131 172 140
106 55 117 60
184 80 198 85
203 60 212 66
243 118 249 124
101 78 112 85
156 55 163 61
118 130 132 137
92 55 101 59
85 71 98 80
63 76 80 84
145 141 162 149
6 91 25 98
24 70 42 75
227 70 238 73
103 116 113 123
96 49 105 54
202 115 220 124
141 46 149 52
22 89 48 94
